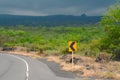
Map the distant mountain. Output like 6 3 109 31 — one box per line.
0 14 102 26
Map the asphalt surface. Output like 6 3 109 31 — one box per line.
0 53 79 80
39 58 76 78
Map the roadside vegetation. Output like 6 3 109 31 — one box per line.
0 25 104 56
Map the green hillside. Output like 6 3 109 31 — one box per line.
0 25 104 56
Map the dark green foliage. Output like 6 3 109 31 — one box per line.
101 4 120 59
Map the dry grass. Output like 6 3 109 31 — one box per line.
9 51 41 59
97 71 119 80
46 55 120 79
0 47 42 59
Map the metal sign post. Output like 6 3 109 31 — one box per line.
68 41 77 71
72 51 74 71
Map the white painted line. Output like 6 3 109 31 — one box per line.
9 54 29 80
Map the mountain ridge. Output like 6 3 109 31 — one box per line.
0 14 102 26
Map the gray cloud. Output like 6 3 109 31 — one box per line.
0 0 115 16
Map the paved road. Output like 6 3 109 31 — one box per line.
0 53 78 80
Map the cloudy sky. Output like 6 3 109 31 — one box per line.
0 0 115 16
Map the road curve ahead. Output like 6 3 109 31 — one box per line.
0 53 78 80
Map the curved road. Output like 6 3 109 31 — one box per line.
0 53 78 80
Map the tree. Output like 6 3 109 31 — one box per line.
101 3 120 59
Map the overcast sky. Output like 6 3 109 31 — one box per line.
0 0 115 16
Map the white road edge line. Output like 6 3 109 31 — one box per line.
9 54 29 80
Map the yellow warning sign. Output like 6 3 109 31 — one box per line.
68 41 77 52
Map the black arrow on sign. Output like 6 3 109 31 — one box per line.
70 42 75 51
